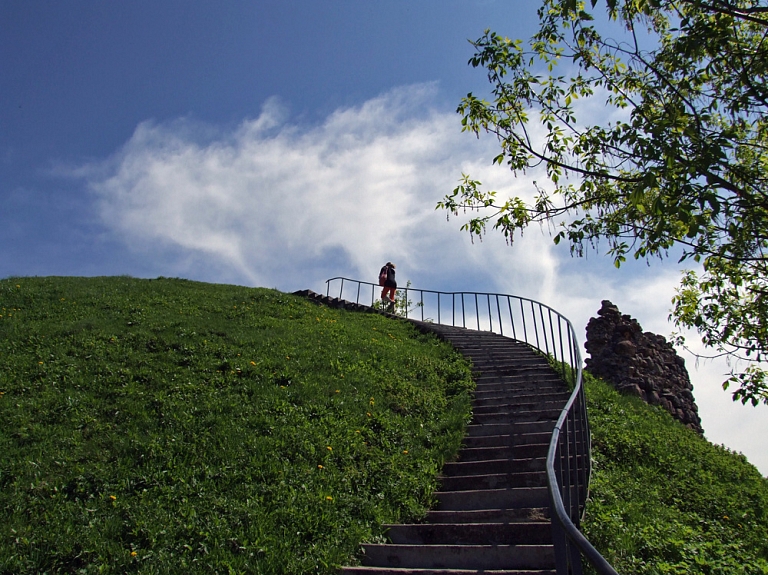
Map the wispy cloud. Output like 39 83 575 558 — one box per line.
78 84 553 291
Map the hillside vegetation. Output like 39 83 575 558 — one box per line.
583 372 768 575
0 277 474 574
2 276 767 575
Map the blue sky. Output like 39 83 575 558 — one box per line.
3 1 767 474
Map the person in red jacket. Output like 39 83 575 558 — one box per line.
378 262 397 309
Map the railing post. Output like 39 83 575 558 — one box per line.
520 299 528 343
531 300 541 351
537 302 548 355
496 295 503 336
508 297 517 340
548 309 556 363
550 507 570 575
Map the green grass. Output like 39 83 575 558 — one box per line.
5 276 768 575
582 371 768 575
0 276 474 574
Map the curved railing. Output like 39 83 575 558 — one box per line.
325 277 619 575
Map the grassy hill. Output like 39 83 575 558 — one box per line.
583 373 768 575
1 276 767 575
0 277 474 574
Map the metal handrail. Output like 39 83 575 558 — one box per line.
325 277 618 575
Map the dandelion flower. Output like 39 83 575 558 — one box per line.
326 496 333 501
130 551 137 557
109 495 117 501
318 465 324 469
402 450 409 454
250 361 256 366
327 446 332 451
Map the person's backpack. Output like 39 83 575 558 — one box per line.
378 266 388 286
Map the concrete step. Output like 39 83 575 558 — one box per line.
440 471 546 491
462 433 550 448
456 444 550 462
360 544 555 571
460 444 551 462
471 396 565 409
472 388 566 399
473 381 568 394
472 383 567 395
472 373 560 385
471 363 553 375
384 522 552 545
469 413 558 429
426 507 550 524
470 400 564 415
466 424 555 440
436 487 549 510
442 457 546 477
464 432 553 448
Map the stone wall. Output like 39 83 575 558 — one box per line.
585 300 703 434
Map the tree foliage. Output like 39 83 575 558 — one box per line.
437 0 768 405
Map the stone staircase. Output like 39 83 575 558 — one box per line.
340 322 571 575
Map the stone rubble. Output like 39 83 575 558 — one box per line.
584 300 703 434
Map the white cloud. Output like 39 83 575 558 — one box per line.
79 84 768 475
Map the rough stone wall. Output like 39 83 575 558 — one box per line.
585 300 703 434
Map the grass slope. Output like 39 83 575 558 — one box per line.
583 372 768 575
0 277 474 574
